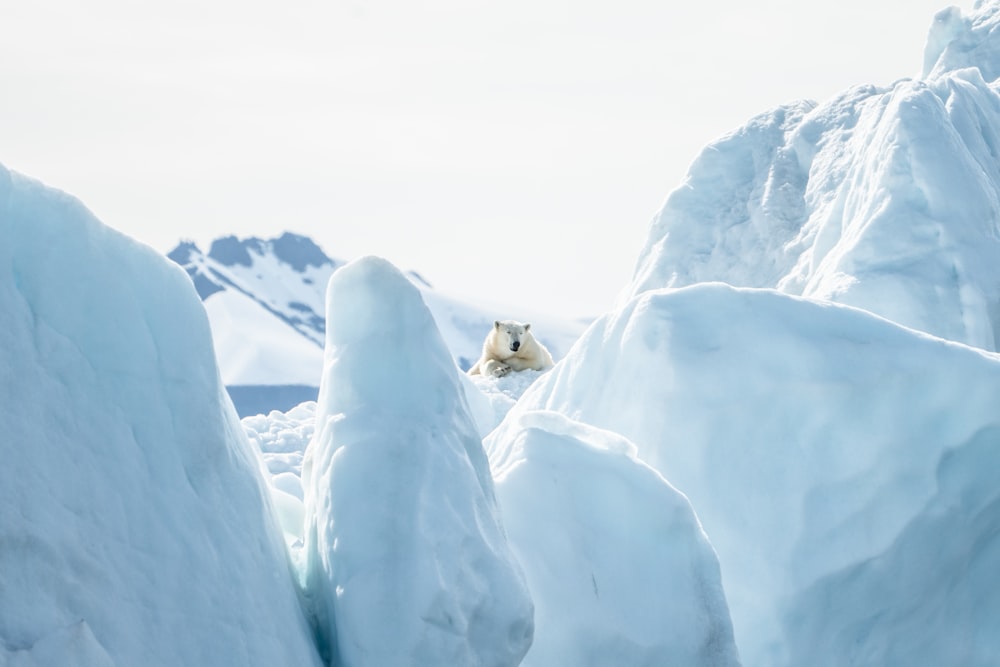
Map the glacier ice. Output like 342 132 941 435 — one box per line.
625 14 1000 352
487 410 741 667
509 282 1000 666
0 162 322 666
300 256 534 666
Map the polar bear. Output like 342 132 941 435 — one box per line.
468 320 555 377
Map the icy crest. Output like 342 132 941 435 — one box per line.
625 6 1000 351
0 163 322 666
923 0 1000 81
300 256 534 666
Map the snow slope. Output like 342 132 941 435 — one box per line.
504 282 1000 666
300 256 534 666
204 286 324 386
0 163 321 665
625 0 1000 352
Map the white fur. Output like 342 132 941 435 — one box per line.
468 319 555 377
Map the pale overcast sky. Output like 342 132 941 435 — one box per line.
0 0 973 319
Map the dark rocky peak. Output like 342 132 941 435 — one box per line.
166 240 202 266
208 235 257 268
166 241 225 299
202 232 333 273
271 232 333 272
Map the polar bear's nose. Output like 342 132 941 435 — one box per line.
511 341 520 351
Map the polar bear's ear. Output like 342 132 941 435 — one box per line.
494 320 501 330
524 323 531 331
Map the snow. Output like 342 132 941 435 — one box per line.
4 621 115 667
923 0 1000 82
243 402 317 558
0 163 321 665
625 29 1000 351
195 233 335 347
204 287 323 386
506 282 1000 666
487 410 741 667
463 369 549 436
300 256 534 666
593 9 1000 657
241 370 539 563
248 367 743 667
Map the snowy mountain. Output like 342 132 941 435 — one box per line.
168 233 587 416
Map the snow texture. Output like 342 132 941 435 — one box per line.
205 285 324 386
300 256 534 667
625 7 1000 352
0 163 322 666
243 401 317 562
923 0 1000 82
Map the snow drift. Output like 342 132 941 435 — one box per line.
507 282 1000 666
300 256 534 666
0 163 322 666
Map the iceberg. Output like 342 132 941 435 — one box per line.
488 410 741 667
300 256 534 666
626 2 1000 352
0 163 322 666
509 282 1000 666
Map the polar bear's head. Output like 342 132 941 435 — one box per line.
494 319 531 353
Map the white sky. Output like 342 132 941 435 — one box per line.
0 0 973 319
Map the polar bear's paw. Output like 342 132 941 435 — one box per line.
492 364 512 378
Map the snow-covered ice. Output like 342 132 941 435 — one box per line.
597 5 1000 658
487 410 741 667
625 3 1000 352
300 256 534 666
507 282 1000 666
923 0 1000 82
0 163 322 666
243 401 317 558
462 368 549 436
